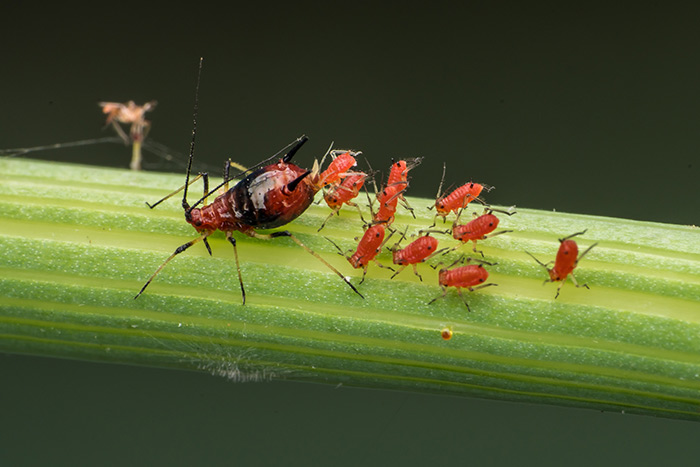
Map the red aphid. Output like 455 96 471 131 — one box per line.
386 158 421 217
324 172 367 211
318 150 358 187
526 230 598 299
348 223 387 283
390 234 445 281
428 258 497 311
373 183 404 225
317 172 368 231
435 182 484 219
452 209 514 256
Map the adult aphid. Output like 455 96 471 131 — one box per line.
526 230 598 298
135 59 363 304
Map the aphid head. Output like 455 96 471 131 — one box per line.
435 199 448 215
548 269 562 282
185 207 206 231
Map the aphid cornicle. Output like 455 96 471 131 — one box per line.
526 230 598 299
135 59 363 304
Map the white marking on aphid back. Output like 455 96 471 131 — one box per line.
248 171 282 211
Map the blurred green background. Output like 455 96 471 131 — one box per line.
2 3 699 466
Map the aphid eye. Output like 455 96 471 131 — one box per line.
479 278 485 282
427 246 432 250
489 222 494 227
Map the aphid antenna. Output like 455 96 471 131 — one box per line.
318 141 335 168
362 156 381 195
405 156 424 170
417 228 450 237
433 162 447 203
386 225 410 252
325 237 351 258
559 229 588 243
182 57 204 213
577 242 599 263
525 251 553 270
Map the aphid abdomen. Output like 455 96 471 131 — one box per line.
396 235 438 265
226 162 316 230
551 239 579 281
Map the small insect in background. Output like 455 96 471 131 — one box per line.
99 100 157 171
526 230 598 298
428 256 497 311
440 327 453 340
0 98 194 172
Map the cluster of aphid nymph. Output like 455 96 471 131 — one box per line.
135 60 598 314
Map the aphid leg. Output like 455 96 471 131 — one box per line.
554 281 565 299
456 288 472 312
469 283 498 292
400 198 416 218
567 272 590 295
427 286 448 305
389 265 407 280
471 241 485 258
257 231 364 299
135 232 210 299
348 201 368 224
223 159 249 190
317 209 340 232
226 232 246 305
411 264 423 282
525 251 553 270
373 259 395 274
430 254 466 271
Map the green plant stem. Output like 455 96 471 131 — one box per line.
1 157 699 420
